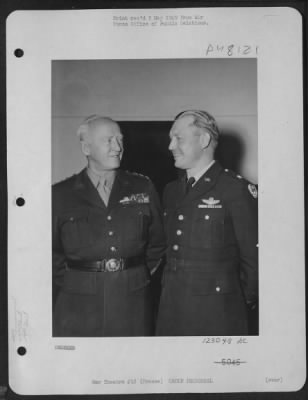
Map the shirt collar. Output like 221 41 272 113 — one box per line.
187 160 216 185
87 167 116 189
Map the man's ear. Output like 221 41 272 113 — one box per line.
81 140 91 156
200 132 211 149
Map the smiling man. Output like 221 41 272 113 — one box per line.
52 115 165 337
156 110 258 336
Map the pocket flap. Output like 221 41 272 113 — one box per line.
60 208 90 224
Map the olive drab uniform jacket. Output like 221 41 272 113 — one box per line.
156 161 258 336
52 169 165 337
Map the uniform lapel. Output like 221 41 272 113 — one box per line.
180 161 223 206
73 169 106 209
175 175 188 206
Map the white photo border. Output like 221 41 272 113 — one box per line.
7 7 305 395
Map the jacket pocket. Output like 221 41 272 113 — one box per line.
190 209 226 249
62 270 97 295
191 273 242 296
120 204 151 244
60 208 94 252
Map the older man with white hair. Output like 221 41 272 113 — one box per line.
52 115 165 337
156 110 258 336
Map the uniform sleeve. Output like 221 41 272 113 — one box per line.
146 181 166 274
229 183 258 307
52 189 67 305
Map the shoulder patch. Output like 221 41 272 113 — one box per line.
248 184 258 198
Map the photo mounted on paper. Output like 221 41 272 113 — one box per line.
51 58 259 339
7 7 305 395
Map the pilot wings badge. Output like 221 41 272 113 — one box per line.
198 197 222 208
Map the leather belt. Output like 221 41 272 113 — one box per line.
67 255 144 272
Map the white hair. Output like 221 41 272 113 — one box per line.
77 115 117 141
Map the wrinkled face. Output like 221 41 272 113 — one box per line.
169 115 206 170
82 120 124 171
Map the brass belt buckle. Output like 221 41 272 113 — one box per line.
105 258 121 272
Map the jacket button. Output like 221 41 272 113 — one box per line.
176 230 182 236
110 246 117 252
172 244 179 251
178 215 184 221
107 215 112 221
216 286 221 292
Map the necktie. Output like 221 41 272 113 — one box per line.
96 179 112 206
185 177 195 195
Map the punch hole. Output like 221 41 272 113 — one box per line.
17 346 26 356
16 197 25 207
14 48 24 58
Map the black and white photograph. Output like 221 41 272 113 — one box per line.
6 7 305 395
51 58 258 338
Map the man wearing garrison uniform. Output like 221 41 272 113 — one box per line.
52 115 165 337
156 110 258 336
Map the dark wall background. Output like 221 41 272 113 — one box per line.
120 122 176 197
120 121 249 199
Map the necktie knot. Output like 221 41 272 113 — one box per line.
185 177 195 194
97 177 112 189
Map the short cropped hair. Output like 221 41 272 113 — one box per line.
77 115 117 140
175 109 220 146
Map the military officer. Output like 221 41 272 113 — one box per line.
156 110 258 336
52 115 165 337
